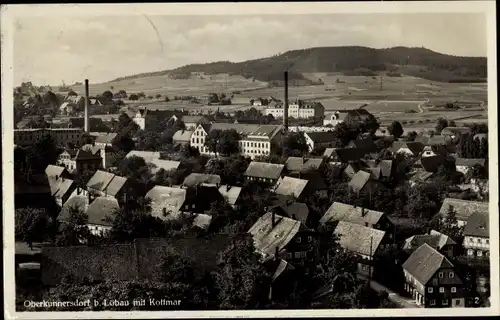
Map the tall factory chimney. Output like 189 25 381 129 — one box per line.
84 79 90 133
283 71 289 130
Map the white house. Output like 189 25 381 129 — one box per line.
323 111 348 127
265 100 325 119
463 212 489 258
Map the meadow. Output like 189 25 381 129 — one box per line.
71 71 488 125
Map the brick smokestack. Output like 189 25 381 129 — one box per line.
84 79 90 133
283 71 289 130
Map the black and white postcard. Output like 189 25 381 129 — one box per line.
2 2 498 319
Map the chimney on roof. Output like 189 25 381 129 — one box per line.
84 79 90 133
361 207 367 217
272 211 276 228
283 71 289 130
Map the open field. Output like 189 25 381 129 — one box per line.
68 72 487 124
69 73 267 97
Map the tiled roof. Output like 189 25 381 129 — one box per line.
86 197 119 227
182 173 221 187
305 131 337 143
347 137 376 151
86 170 127 197
274 176 309 199
420 155 445 173
403 230 456 252
193 214 212 230
149 159 181 175
218 185 242 206
285 157 305 172
73 149 101 161
58 195 89 222
278 202 309 225
48 177 75 199
248 212 304 260
333 221 386 256
463 211 489 238
455 158 486 167
126 150 161 163
244 162 285 180
94 133 117 144
332 148 368 163
438 198 489 222
348 170 371 192
145 186 186 221
323 148 336 158
402 243 455 285
320 202 385 226
45 165 67 178
285 157 324 173
172 130 193 142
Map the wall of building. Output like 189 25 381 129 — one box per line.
464 236 490 257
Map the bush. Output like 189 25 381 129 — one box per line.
409 120 415 124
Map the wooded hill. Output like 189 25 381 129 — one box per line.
114 46 487 84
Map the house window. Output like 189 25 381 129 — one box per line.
455 299 461 306
477 238 482 244
430 299 436 306
296 237 302 243
442 299 448 306
451 287 456 293
449 272 454 278
439 287 444 293
294 252 301 259
428 287 433 293
477 250 483 257
486 239 489 244
307 236 312 242
467 249 474 256
438 272 444 278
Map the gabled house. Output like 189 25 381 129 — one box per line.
145 185 189 221
86 170 131 203
273 202 310 226
180 115 210 130
45 165 71 180
348 170 386 195
172 130 194 146
91 133 117 148
463 211 489 258
81 144 116 169
393 141 425 157
248 212 316 270
126 150 161 163
132 108 177 131
455 158 486 175
320 202 394 235
182 173 221 188
402 243 464 308
58 191 90 227
346 136 377 153
274 176 310 200
303 132 337 152
328 148 368 164
418 155 446 173
218 185 243 208
57 149 103 174
244 162 285 185
403 230 457 258
47 175 76 207
333 221 388 276
149 159 181 175
437 198 489 227
363 159 394 179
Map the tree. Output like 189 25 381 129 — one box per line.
432 205 463 238
282 132 309 156
215 238 272 309
102 90 113 101
204 129 222 155
128 94 139 101
55 206 93 246
204 129 241 156
406 131 418 141
388 121 404 139
362 115 380 135
67 90 77 96
479 137 488 159
117 155 153 196
435 117 449 133
107 205 167 243
26 134 60 173
15 208 51 249
155 94 162 99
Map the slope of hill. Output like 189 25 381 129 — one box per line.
113 46 487 84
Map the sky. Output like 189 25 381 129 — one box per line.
13 13 487 86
